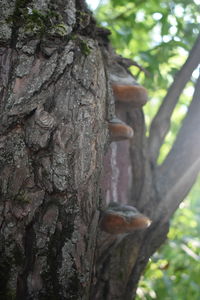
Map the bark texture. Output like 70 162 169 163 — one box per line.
0 0 200 300
0 1 112 299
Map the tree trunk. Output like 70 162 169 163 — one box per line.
0 1 110 299
0 1 200 300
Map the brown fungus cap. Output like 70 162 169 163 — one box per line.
112 84 148 108
100 202 151 234
108 118 134 141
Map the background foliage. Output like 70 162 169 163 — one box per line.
87 0 200 298
137 178 200 300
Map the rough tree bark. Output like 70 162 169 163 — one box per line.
0 1 199 300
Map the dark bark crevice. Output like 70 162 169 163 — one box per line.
16 222 36 300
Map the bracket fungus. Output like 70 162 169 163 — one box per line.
112 84 148 107
109 59 148 108
108 118 134 141
100 202 151 234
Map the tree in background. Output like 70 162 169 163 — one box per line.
0 0 199 299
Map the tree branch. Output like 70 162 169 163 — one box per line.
148 33 200 163
156 72 200 220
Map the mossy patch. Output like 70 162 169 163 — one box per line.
7 4 68 38
69 35 92 56
14 191 30 204
79 39 91 56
